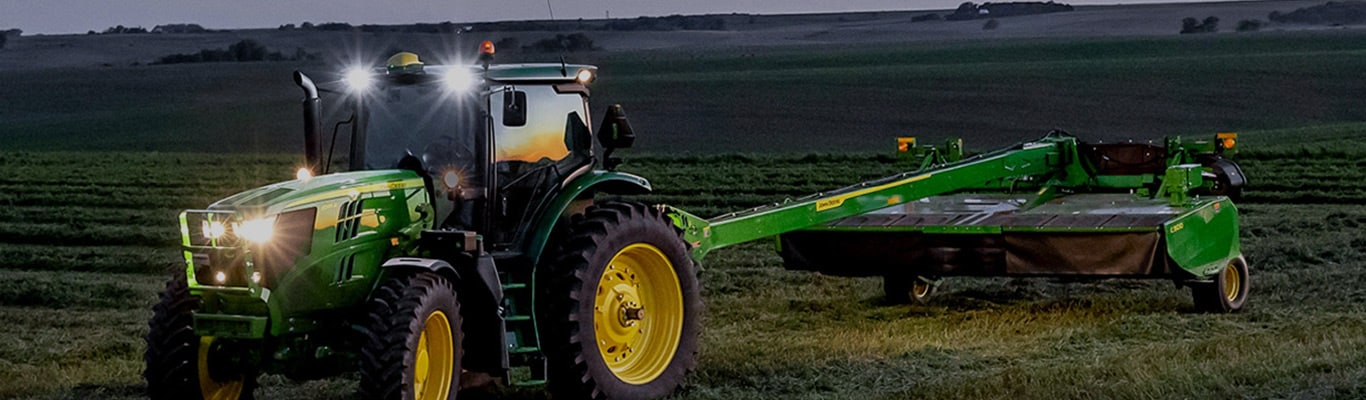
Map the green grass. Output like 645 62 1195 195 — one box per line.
1 124 1363 399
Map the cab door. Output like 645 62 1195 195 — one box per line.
487 84 592 248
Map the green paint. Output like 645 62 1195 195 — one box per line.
518 170 651 268
670 132 1243 281
1164 199 1241 278
182 169 431 338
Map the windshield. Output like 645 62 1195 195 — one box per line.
362 83 483 175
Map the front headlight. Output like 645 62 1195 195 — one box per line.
201 220 227 240
236 217 277 244
443 67 476 92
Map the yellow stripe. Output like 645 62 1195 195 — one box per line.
286 178 425 207
816 174 932 212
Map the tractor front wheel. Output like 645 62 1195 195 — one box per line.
359 272 463 400
1192 257 1250 313
144 275 256 400
546 200 702 399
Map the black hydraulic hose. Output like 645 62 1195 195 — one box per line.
324 114 356 174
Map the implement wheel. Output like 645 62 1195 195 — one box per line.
546 200 702 399
144 275 256 400
359 273 463 400
884 274 938 305
1192 257 1250 313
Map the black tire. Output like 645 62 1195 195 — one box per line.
545 200 702 400
144 275 256 400
884 274 937 305
1192 257 1250 313
359 272 464 400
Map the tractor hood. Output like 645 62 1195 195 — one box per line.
207 169 426 217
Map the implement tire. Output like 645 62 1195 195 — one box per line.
545 200 702 399
144 275 256 400
1192 257 1250 313
884 274 937 306
359 273 463 400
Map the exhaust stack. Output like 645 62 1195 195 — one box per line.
293 71 323 175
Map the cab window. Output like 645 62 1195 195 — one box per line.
492 85 586 163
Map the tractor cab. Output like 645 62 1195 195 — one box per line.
302 45 608 248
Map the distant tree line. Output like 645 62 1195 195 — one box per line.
1268 1 1366 25
1180 16 1220 33
156 39 318 64
1178 15 1268 34
92 25 149 34
274 15 733 34
88 24 211 35
944 1 1073 21
0 29 20 50
603 15 727 30
152 24 209 33
279 21 460 33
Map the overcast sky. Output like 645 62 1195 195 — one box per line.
5 0 1226 35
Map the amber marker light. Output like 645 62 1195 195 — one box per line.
1217 132 1237 150
897 137 916 152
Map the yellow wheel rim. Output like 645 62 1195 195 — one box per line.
197 336 245 400
912 281 931 299
593 243 684 385
1222 261 1241 302
413 310 455 400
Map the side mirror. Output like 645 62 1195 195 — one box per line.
502 90 526 127
598 104 635 149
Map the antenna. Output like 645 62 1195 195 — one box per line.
545 0 556 21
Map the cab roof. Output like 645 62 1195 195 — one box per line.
410 63 598 83
485 64 597 82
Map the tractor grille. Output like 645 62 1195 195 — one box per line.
254 208 317 286
335 200 364 242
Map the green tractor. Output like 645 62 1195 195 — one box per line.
144 46 701 399
144 42 1252 400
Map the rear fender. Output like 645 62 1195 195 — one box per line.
520 170 651 268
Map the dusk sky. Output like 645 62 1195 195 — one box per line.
4 0 1231 35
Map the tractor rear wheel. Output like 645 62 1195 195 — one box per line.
359 272 463 400
546 200 702 400
144 275 256 400
1192 257 1249 313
